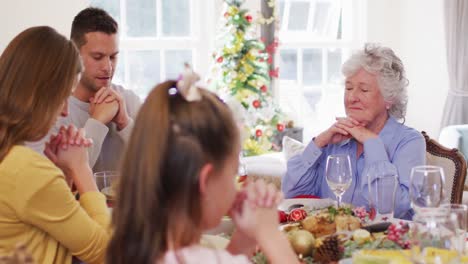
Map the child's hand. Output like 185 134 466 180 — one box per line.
248 180 283 208
229 183 299 264
230 180 284 242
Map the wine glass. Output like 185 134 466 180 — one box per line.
367 161 398 221
325 154 352 207
410 165 445 212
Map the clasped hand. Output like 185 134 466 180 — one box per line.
89 86 130 130
315 117 378 147
229 180 283 243
44 124 93 188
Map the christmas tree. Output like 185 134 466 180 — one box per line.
209 0 284 156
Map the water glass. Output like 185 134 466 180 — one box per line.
441 203 468 254
367 162 398 221
93 171 118 200
410 208 461 264
410 165 445 212
325 154 352 207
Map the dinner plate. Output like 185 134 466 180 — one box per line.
277 198 335 212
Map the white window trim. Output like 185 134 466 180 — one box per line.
275 0 366 139
109 0 217 95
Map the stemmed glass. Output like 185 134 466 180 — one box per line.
410 165 445 212
325 154 352 207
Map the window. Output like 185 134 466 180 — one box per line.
276 0 365 140
90 0 212 99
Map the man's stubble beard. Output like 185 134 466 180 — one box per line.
81 74 101 93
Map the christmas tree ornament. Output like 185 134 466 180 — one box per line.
252 100 261 108
277 123 284 132
255 129 263 137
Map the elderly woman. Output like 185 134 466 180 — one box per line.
282 43 425 220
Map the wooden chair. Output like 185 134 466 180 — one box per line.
423 131 467 204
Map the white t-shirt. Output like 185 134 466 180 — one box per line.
26 84 141 172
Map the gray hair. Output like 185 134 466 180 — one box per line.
342 43 409 120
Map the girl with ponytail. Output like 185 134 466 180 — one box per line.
107 67 299 264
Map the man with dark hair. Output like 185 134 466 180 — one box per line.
28 7 141 172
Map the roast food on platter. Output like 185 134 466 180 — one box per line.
282 206 361 239
269 206 412 263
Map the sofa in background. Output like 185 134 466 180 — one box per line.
439 125 468 204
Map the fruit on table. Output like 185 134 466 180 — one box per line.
352 229 371 245
287 230 315 257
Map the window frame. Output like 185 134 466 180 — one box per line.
91 0 216 98
274 0 366 137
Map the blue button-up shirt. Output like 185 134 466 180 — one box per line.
282 117 426 219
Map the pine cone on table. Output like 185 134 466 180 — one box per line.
313 235 343 263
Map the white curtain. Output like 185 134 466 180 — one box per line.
440 1 468 129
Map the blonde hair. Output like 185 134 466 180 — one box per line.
0 26 81 161
107 81 239 264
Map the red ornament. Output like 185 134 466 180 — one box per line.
260 85 267 92
259 58 264 62
267 56 273 64
277 123 284 132
255 129 263 137
224 12 230 18
252 100 261 108
216 56 223 63
278 211 288 223
245 14 253 23
269 67 279 78
288 208 307 222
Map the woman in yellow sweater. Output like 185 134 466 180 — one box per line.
0 27 109 263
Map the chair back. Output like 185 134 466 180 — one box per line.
423 131 467 204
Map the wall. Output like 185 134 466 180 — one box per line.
0 0 88 53
367 0 448 137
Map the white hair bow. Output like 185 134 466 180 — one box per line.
176 63 203 102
